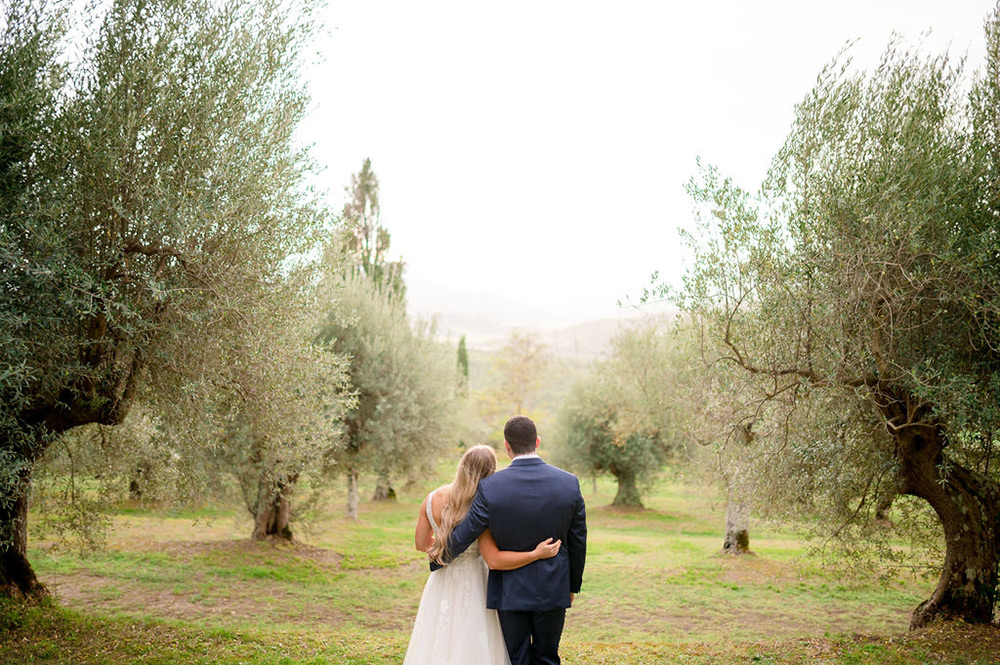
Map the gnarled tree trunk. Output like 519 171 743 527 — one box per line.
371 472 396 501
890 420 1000 628
0 468 47 598
1 338 146 598
251 475 297 541
2 407 125 598
612 470 642 507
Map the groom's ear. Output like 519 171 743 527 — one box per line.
535 437 540 451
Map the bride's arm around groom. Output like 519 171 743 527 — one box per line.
445 417 587 610
442 416 586 665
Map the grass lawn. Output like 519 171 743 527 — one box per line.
3 461 997 664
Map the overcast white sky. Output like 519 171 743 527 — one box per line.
300 0 997 320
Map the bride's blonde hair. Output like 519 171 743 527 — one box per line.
427 444 497 565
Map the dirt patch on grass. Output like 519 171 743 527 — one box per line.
570 600 701 641
46 573 118 606
46 570 350 627
127 538 345 567
40 539 391 631
715 554 803 586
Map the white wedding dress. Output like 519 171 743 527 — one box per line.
402 490 511 665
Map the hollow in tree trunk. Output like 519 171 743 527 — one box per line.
0 468 47 599
371 473 396 501
346 469 360 519
251 475 296 541
722 500 752 555
888 420 1000 629
612 470 642 508
128 459 154 502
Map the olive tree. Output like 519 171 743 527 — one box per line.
0 0 324 596
37 275 351 545
665 9 1000 627
327 158 412 500
194 275 351 541
554 324 686 507
317 274 458 518
670 346 759 554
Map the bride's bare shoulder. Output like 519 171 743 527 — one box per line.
430 484 451 520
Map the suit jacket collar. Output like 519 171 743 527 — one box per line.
509 456 545 466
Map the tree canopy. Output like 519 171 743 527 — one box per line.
316 273 458 517
0 0 325 595
664 7 1000 627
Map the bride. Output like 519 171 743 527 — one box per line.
403 444 561 665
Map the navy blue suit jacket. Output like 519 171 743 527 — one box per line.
439 456 587 611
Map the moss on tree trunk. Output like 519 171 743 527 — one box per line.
722 501 751 555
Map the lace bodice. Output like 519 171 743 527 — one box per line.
427 489 481 564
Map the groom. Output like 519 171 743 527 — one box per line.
443 415 587 665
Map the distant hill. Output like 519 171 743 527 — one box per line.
406 279 673 361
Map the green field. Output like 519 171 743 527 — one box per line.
2 464 997 664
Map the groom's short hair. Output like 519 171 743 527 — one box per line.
504 416 537 454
